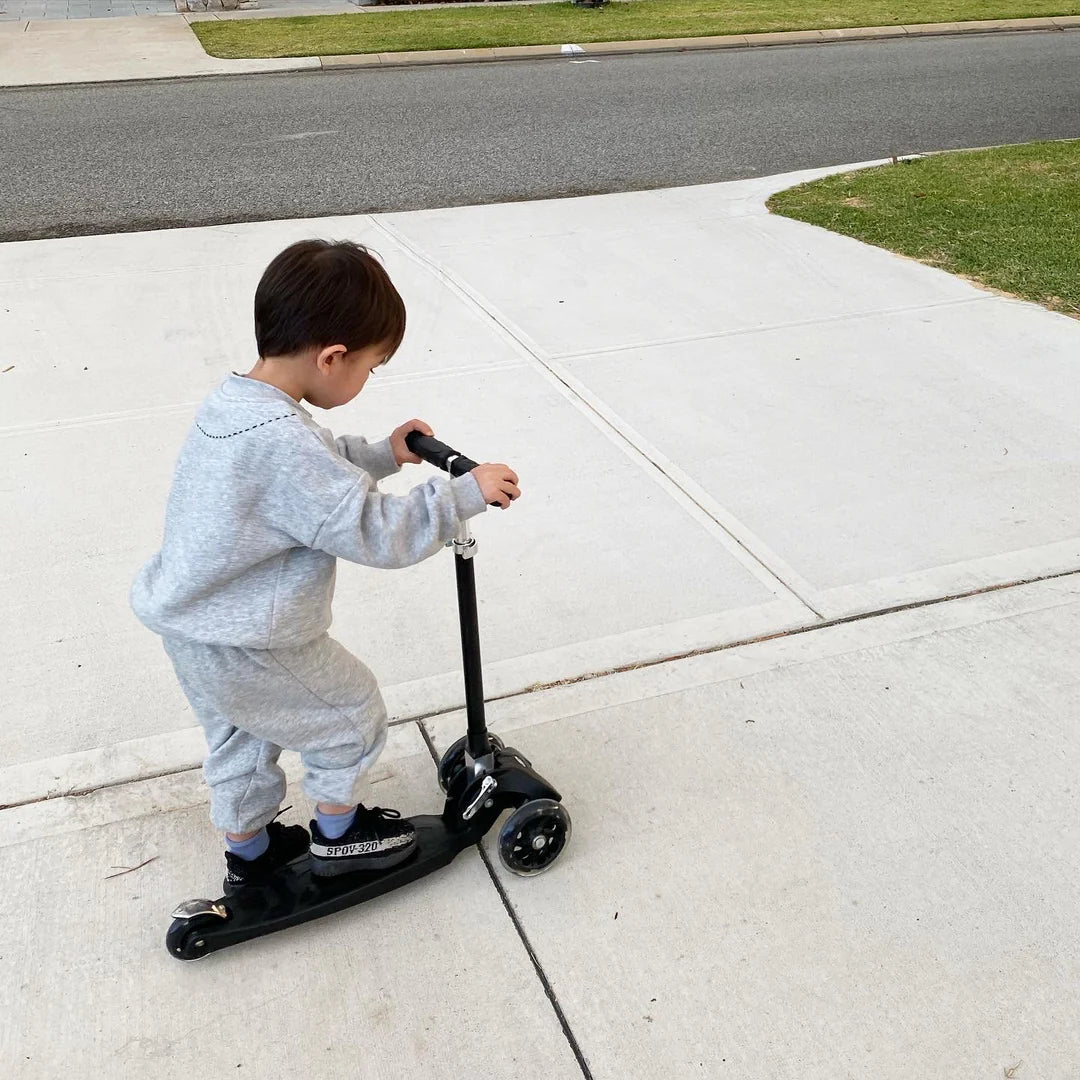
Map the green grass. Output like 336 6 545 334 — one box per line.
769 140 1080 316
193 0 1080 58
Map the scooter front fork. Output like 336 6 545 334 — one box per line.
448 742 562 830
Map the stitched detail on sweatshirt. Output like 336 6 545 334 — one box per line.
197 414 293 439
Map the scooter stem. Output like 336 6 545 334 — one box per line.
452 521 490 758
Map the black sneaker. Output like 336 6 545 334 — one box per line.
223 820 311 895
309 805 418 877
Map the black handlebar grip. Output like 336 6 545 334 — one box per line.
405 432 479 477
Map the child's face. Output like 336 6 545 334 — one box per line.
311 343 388 409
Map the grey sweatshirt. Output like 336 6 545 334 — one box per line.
131 374 487 649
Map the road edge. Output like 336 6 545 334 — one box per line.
317 15 1080 70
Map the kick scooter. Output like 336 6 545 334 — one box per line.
166 434 571 961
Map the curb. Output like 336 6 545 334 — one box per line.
316 14 1080 70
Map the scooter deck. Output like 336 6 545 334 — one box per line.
168 815 478 959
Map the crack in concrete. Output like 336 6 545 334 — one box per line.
370 215 824 616
415 719 595 1080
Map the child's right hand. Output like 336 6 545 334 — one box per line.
471 463 521 509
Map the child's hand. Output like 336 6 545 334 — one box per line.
390 419 434 466
472 464 521 509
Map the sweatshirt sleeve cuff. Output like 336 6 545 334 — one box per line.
452 472 488 520
368 437 401 481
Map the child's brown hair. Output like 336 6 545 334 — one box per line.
254 240 406 360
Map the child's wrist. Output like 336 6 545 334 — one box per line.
453 472 488 519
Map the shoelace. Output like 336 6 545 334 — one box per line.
273 805 403 823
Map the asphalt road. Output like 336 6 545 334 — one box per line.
2 31 1079 241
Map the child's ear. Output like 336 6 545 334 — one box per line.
314 345 348 373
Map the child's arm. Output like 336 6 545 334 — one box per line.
329 420 435 482
330 433 400 483
311 472 487 569
271 425 519 570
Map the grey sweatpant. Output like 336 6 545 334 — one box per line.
163 634 387 835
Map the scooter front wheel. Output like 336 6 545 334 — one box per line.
497 799 571 877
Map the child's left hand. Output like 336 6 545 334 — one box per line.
390 419 435 466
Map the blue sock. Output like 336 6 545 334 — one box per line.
316 806 357 839
226 827 269 861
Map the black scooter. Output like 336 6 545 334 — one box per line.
166 434 571 961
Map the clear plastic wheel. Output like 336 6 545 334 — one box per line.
497 798 571 877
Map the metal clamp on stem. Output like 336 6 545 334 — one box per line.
452 520 477 559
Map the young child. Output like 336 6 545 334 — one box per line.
131 239 520 893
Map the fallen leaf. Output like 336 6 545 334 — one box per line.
105 856 158 880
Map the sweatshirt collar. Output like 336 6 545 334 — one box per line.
222 373 312 417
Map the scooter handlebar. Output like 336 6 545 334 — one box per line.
405 432 479 478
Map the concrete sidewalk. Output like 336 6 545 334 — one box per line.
0 0 357 17
2 169 1079 1075
4 584 1079 1076
0 12 320 83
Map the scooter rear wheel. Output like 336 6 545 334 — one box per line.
166 915 220 961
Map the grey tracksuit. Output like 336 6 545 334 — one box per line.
132 375 486 833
